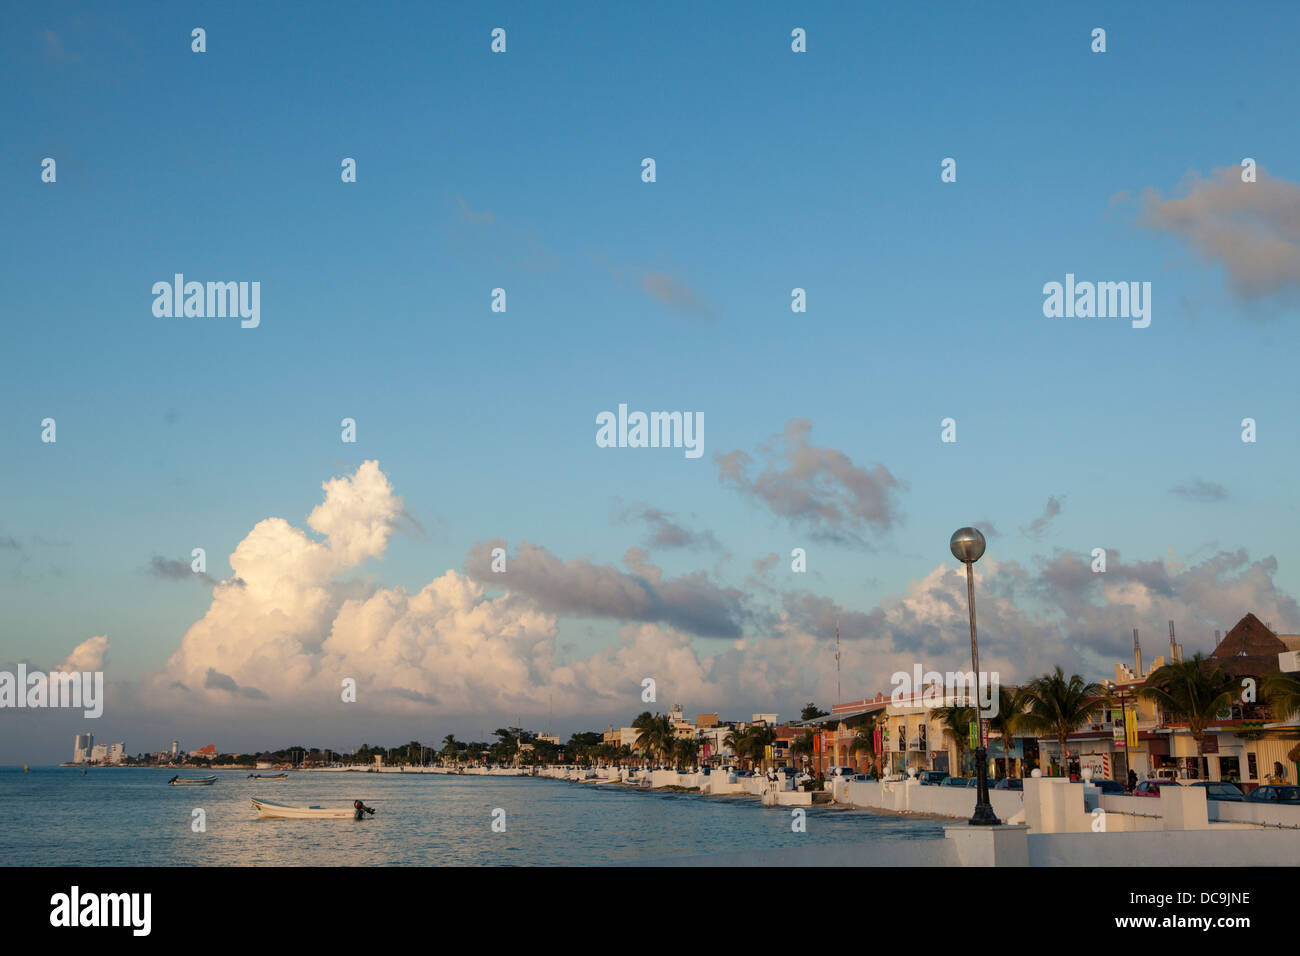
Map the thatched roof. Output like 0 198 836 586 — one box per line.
1211 613 1287 659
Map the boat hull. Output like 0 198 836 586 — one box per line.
170 776 216 786
251 798 358 819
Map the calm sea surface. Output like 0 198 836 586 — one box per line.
0 766 944 865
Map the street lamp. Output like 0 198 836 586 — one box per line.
950 526 1000 826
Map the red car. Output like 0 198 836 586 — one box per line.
1133 779 1180 797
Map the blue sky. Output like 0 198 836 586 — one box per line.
3 2 1300 759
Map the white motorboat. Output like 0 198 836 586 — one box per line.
251 798 372 819
169 775 216 786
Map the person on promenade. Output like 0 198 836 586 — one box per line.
1127 768 1137 792
1267 762 1286 785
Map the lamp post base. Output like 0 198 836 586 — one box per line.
968 745 1002 826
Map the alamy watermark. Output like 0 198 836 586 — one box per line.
596 404 703 459
152 274 260 328
49 886 150 936
1042 274 1150 329
890 664 1000 717
0 665 103 718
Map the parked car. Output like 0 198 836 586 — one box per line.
918 771 948 786
1245 785 1300 804
941 776 970 788
1133 779 1180 797
966 777 980 788
1088 778 1127 794
826 766 857 779
993 777 1023 791
1186 781 1245 802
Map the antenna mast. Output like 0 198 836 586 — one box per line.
835 618 841 702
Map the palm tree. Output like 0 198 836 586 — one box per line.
791 730 815 770
850 717 879 776
674 737 700 769
723 726 750 768
440 734 461 765
634 713 675 767
929 705 977 776
1140 654 1236 780
1021 667 1107 777
1263 671 1300 722
986 686 1028 778
748 724 777 771
631 711 656 766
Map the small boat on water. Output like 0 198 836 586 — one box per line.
251 798 374 820
248 773 289 781
169 774 216 786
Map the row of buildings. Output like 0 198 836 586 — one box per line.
70 736 220 765
72 734 125 765
601 613 1300 790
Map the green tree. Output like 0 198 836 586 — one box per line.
1140 654 1236 780
1021 667 1107 777
791 729 815 769
747 724 776 771
986 686 1028 778
929 705 976 776
800 702 829 721
1263 671 1300 722
673 736 701 769
723 726 750 768
850 717 879 776
634 714 674 766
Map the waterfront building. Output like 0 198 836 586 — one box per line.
1034 614 1300 788
696 724 732 764
72 733 94 763
1160 614 1300 787
613 727 642 750
794 696 888 774
796 691 1034 779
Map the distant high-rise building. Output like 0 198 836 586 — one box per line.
73 733 94 763
171 740 179 756
107 742 125 765
90 744 108 763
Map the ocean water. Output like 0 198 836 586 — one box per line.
0 766 945 865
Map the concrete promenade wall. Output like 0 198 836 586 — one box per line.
1028 829 1298 866
470 767 1300 865
1095 794 1165 831
1211 800 1300 828
638 836 958 867
843 779 1024 821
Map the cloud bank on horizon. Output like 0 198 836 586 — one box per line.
27 460 1294 731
